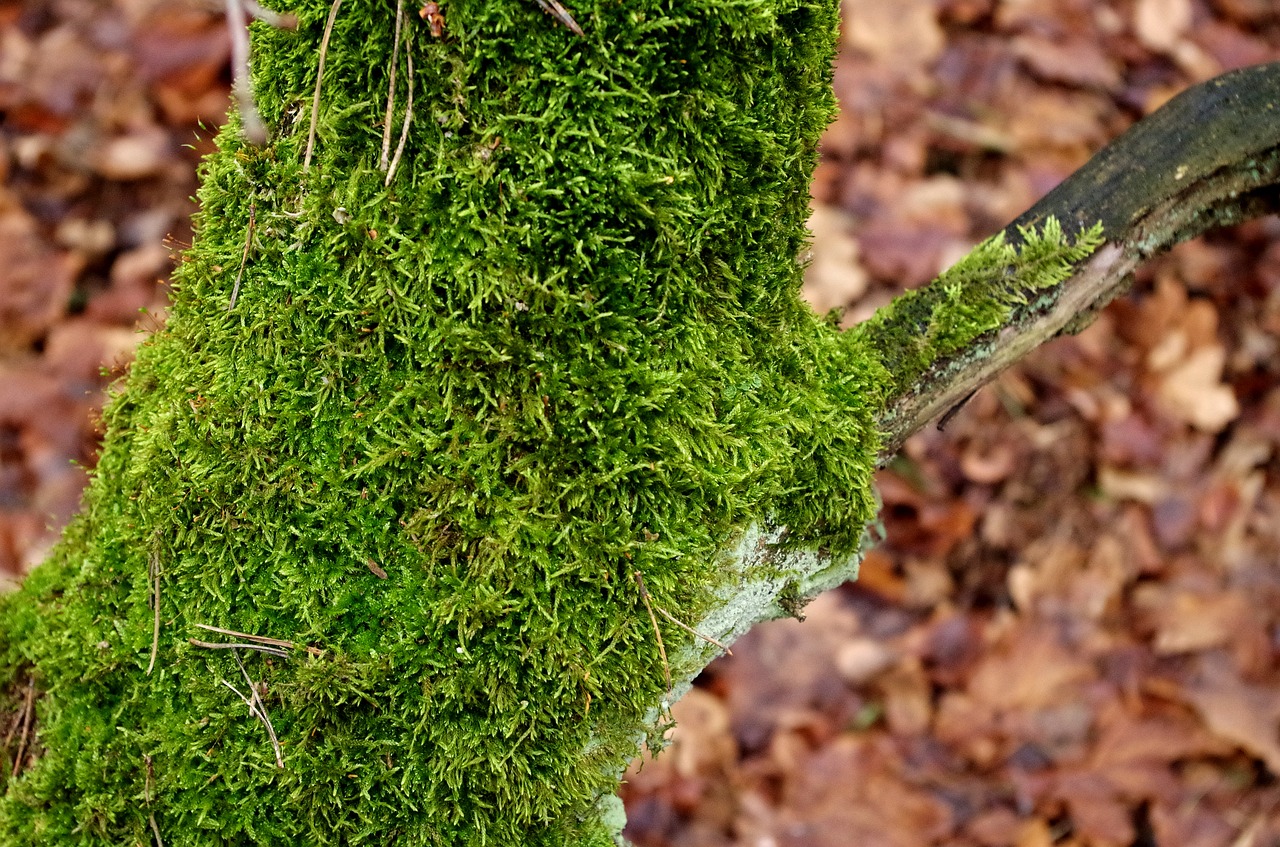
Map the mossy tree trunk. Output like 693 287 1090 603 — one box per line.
0 1 1278 844
0 2 874 843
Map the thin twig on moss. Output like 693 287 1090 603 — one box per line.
228 200 255 309
221 679 284 767
10 678 33 779
190 623 325 657
305 0 343 171
224 0 267 144
222 650 283 768
191 639 289 658
384 44 414 187
234 650 283 768
534 0 585 36
194 623 293 647
634 570 731 656
147 551 161 675
379 0 405 172
654 605 731 654
143 753 164 845
1 704 14 749
634 571 670 689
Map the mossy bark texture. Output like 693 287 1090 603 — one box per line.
0 2 888 844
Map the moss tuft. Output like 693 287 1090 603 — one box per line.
849 218 1105 401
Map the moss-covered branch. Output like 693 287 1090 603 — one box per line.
865 62 1280 459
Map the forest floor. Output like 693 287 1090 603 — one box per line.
1 1 1279 846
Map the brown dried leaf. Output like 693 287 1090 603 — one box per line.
842 0 945 67
967 627 1094 713
803 202 868 313
1012 35 1123 90
1185 658 1280 774
1134 0 1193 53
877 658 933 736
90 127 172 180
1156 344 1240 432
1135 588 1251 655
772 734 955 847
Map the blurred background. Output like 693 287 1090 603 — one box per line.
1 1 1279 845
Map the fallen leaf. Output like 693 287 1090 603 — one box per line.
0 205 79 353
1134 0 1193 53
967 626 1094 713
877 658 933 735
1012 35 1123 90
1137 588 1251 655
803 202 868 314
835 637 897 686
1184 657 1280 774
843 0 945 67
91 127 172 180
772 734 955 847
1156 344 1241 432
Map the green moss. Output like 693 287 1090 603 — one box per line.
0 0 880 843
849 218 1104 402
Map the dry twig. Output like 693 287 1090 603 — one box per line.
147 550 161 675
534 0 584 36
143 753 164 845
219 651 283 768
224 0 267 144
243 0 297 27
380 0 405 171
228 200 255 310
190 623 324 657
305 0 343 171
634 571 671 690
11 678 34 779
654 603 731 654
234 650 283 768
634 570 731 656
384 43 414 187
194 623 293 647
191 639 289 658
